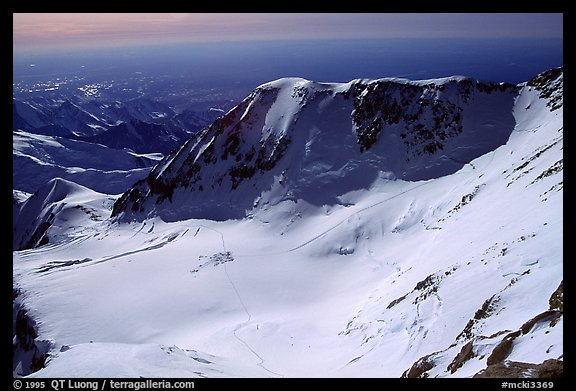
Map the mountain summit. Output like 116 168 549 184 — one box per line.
14 68 562 378
112 74 530 221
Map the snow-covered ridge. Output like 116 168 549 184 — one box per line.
14 68 562 378
13 178 115 251
260 74 473 90
112 71 522 222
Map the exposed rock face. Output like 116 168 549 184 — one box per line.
447 341 475 374
13 288 53 377
112 75 520 222
473 359 563 378
12 68 563 378
402 279 564 378
526 67 563 112
537 359 564 378
486 331 521 366
402 353 435 378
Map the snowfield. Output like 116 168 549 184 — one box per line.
13 69 562 378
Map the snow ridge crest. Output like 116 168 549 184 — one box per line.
112 70 559 222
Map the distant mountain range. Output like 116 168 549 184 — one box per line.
13 96 226 152
13 96 226 194
13 68 563 378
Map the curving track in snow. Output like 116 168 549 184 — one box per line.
195 225 284 378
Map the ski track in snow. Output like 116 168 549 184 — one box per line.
247 179 434 256
13 69 563 378
199 224 284 378
224 263 284 378
276 152 499 256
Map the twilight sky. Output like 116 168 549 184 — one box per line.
13 13 563 54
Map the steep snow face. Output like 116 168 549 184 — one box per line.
112 76 519 222
13 178 116 251
13 69 562 378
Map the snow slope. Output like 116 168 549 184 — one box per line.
13 68 562 378
13 178 116 251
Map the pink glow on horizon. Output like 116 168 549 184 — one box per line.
13 13 563 54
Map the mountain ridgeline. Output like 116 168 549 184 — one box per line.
111 72 538 222
13 96 225 155
13 67 563 378
13 96 229 195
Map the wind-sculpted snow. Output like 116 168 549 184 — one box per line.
13 68 562 378
113 75 519 222
13 178 115 251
